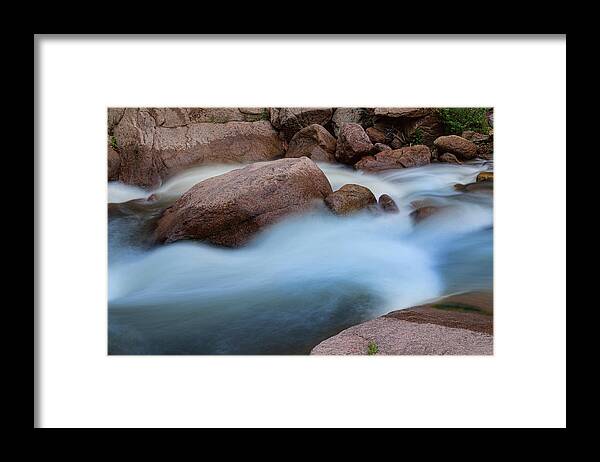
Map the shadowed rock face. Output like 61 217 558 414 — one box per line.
438 152 461 164
366 127 387 144
324 184 377 215
108 146 121 181
154 157 333 247
285 124 337 162
331 108 366 137
354 145 431 172
270 107 334 142
373 143 392 152
110 108 284 188
370 108 445 148
334 123 374 165
434 135 478 160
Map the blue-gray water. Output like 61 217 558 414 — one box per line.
108 161 493 354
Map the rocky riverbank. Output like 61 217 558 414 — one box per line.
108 107 493 188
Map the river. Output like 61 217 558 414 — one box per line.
108 160 493 354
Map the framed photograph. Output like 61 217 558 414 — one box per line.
35 34 566 428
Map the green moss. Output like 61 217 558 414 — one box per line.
367 341 379 355
438 108 490 135
431 302 491 315
110 135 118 150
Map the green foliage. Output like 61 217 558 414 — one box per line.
431 302 491 315
438 108 490 135
409 128 424 145
110 136 118 150
367 341 379 355
260 108 270 121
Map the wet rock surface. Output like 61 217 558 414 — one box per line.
324 184 377 215
154 157 333 247
311 292 493 355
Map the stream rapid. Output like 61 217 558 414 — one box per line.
108 160 493 354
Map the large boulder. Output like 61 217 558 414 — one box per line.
112 108 285 188
331 108 366 137
285 124 336 162
354 145 431 172
324 184 377 215
334 123 374 164
154 157 333 247
270 108 334 142
108 145 121 181
433 135 478 160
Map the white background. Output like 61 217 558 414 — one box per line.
36 36 566 428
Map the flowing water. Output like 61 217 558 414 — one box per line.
108 160 493 354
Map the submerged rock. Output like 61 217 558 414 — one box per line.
476 171 494 182
154 157 333 247
454 181 493 194
438 152 462 164
410 205 440 223
324 184 377 215
433 135 478 160
285 124 336 162
378 194 399 213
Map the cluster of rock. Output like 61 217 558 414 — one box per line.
153 157 400 247
108 107 493 248
108 107 493 188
